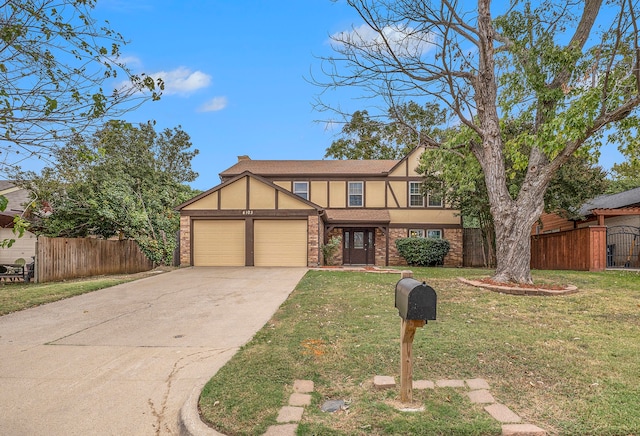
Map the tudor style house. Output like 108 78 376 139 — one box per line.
176 146 463 267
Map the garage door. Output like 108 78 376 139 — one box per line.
193 220 245 266
254 220 307 267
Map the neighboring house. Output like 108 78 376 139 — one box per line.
0 181 37 264
176 146 463 267
532 187 640 269
533 187 640 234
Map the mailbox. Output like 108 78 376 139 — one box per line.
395 278 437 321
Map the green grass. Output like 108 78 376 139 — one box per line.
199 268 640 435
0 273 154 315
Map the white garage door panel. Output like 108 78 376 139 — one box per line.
193 220 245 266
254 220 307 267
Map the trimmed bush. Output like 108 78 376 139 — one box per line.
395 237 450 266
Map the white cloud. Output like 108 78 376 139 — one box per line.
151 67 212 96
332 24 435 57
198 96 228 112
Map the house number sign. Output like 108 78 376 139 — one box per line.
242 210 254 215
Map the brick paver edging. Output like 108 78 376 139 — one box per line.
374 376 547 435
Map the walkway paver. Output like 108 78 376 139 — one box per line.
485 403 522 423
466 378 491 390
289 393 312 406
276 406 304 423
468 389 496 404
436 379 466 388
502 423 547 435
264 423 298 436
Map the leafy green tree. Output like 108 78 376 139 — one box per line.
0 0 161 165
326 102 447 159
13 121 199 264
318 1 640 283
1 0 161 248
331 105 608 267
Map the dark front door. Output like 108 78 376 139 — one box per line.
343 228 375 265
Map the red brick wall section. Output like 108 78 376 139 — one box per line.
180 215 191 266
307 215 321 267
387 227 464 267
374 228 386 266
388 228 408 266
443 228 463 267
325 228 343 266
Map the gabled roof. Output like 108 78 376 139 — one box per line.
578 187 640 216
219 159 398 178
175 170 322 211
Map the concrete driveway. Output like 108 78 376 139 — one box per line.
0 267 307 436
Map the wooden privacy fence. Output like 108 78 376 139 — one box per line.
530 226 607 271
36 236 154 283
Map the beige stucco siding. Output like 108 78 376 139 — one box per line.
329 181 347 208
182 191 218 210
220 178 246 209
365 181 386 207
274 181 291 190
249 178 276 209
278 194 315 210
388 181 407 208
389 209 460 224
310 181 328 207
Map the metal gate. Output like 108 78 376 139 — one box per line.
607 226 640 268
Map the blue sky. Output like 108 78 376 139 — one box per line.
86 0 626 191
91 0 363 191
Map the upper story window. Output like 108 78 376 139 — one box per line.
348 181 364 207
427 190 443 207
409 181 424 207
293 181 309 200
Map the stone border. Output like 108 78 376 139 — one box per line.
373 376 547 435
458 277 578 296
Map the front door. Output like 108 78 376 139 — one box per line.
343 228 375 265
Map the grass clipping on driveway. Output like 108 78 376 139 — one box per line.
200 268 640 435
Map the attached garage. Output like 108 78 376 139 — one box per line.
178 172 321 267
254 220 308 266
193 220 245 266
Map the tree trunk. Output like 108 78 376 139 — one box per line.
491 201 543 284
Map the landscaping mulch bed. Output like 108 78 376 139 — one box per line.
458 277 578 296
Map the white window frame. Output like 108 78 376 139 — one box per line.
409 181 425 207
409 229 425 238
348 181 364 207
427 229 442 239
293 181 309 200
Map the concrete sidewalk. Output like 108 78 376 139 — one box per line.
0 267 306 436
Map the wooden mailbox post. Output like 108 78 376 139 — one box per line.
395 271 437 403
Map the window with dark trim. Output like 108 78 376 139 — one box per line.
348 181 364 207
293 181 309 200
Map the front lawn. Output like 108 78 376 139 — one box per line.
199 268 640 435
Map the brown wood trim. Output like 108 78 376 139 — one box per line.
275 190 279 210
388 183 400 208
185 210 317 218
385 226 389 265
245 176 250 210
388 223 462 229
326 181 330 207
190 217 194 266
246 218 254 266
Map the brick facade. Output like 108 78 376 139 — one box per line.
179 215 191 266
443 228 463 267
307 215 321 267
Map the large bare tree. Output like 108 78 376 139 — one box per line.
317 0 640 284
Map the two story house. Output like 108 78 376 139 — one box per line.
176 146 463 267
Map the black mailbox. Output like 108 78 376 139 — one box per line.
395 278 437 321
